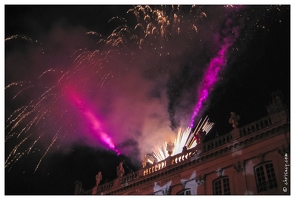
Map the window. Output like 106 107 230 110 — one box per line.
213 176 230 195
254 162 277 193
177 188 191 195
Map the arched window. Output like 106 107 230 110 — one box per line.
213 176 230 195
254 161 277 193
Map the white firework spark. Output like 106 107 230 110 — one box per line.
151 116 214 162
173 127 191 155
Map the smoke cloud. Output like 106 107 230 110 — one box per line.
5 5 246 168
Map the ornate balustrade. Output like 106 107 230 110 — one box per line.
239 116 272 137
203 133 233 152
93 112 289 195
96 180 114 193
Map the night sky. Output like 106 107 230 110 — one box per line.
4 4 290 195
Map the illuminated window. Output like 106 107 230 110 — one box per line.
177 188 191 195
254 162 277 193
213 176 230 195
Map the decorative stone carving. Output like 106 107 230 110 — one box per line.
117 162 125 177
216 168 223 177
74 180 83 194
267 91 285 114
154 181 172 195
181 171 198 194
96 171 102 186
233 161 244 172
142 155 148 168
197 174 205 185
257 153 265 163
229 112 240 128
166 141 175 156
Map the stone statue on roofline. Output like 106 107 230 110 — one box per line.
74 180 83 194
117 162 125 177
166 141 175 156
142 154 148 168
267 90 285 114
95 171 102 186
229 112 240 128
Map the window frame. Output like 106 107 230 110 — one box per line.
254 161 278 193
212 176 231 195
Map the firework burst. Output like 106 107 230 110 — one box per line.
151 116 214 163
6 5 253 172
5 32 119 171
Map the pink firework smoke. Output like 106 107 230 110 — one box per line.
65 87 120 155
190 14 241 127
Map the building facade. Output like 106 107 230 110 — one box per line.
78 94 290 195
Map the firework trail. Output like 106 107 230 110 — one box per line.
5 33 119 171
173 127 191 154
190 6 242 127
4 5 212 170
64 87 120 155
5 5 262 171
34 133 58 172
5 34 33 42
